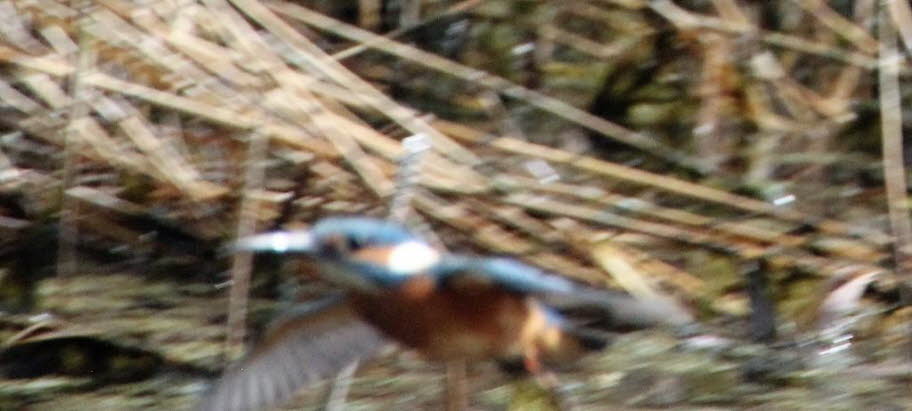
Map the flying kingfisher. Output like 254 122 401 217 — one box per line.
200 217 691 411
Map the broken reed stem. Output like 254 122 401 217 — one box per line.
879 5 912 274
389 134 431 222
888 0 912 56
57 16 92 277
225 129 269 359
878 3 912 359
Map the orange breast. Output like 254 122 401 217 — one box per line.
348 276 533 361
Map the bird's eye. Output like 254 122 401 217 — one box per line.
317 234 353 257
345 236 363 251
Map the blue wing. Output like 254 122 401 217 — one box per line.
430 256 576 295
431 256 693 329
311 217 417 246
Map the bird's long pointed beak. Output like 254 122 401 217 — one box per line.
232 231 315 254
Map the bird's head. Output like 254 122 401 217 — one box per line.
233 217 440 290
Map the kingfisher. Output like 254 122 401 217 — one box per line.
200 217 691 411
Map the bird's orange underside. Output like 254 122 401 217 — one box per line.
350 275 534 361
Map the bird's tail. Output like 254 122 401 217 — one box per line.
505 303 612 375
543 288 693 332
531 289 692 372
499 315 609 376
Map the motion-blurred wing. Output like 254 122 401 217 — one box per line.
433 255 691 346
433 256 576 295
199 295 387 411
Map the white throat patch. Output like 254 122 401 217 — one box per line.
387 241 440 275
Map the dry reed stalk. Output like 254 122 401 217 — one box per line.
225 129 269 359
331 0 484 61
650 0 881 70
0 77 41 113
879 3 912 358
495 175 808 247
57 14 93 278
793 0 879 53
268 1 708 174
888 0 912 56
231 0 479 166
537 24 643 60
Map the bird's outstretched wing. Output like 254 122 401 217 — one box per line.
199 294 387 411
432 256 576 295
433 256 692 330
